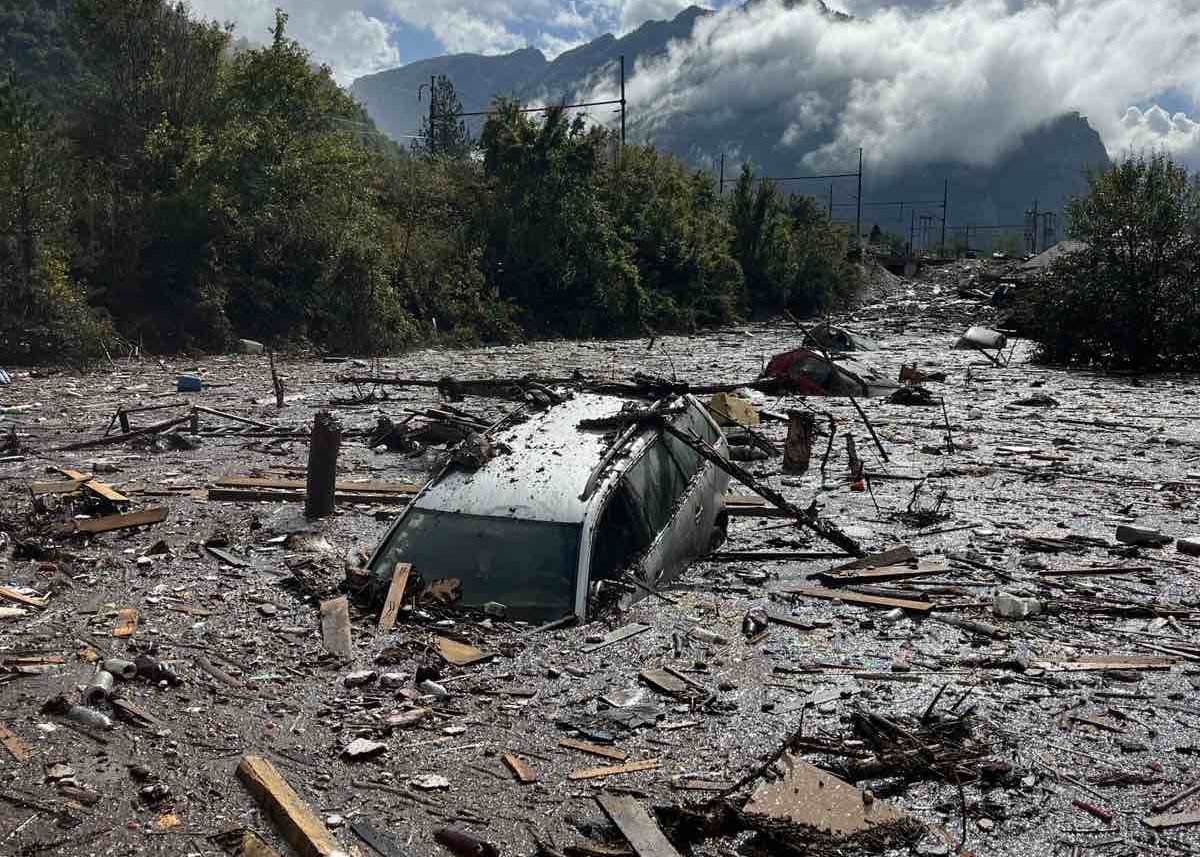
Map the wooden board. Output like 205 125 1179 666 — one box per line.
1033 656 1175 672
596 793 683 857
814 566 942 586
582 623 651 654
378 564 411 632
766 612 814 631
830 545 916 572
503 752 538 784
0 586 48 609
112 607 139 638
435 635 492 667
1143 810 1200 830
72 507 167 535
0 722 30 761
1038 565 1152 577
240 830 285 857
30 479 88 496
236 755 342 857
639 669 691 697
568 758 659 781
319 596 352 659
350 819 406 857
207 487 411 506
559 738 628 762
217 476 420 494
60 468 129 504
778 585 933 613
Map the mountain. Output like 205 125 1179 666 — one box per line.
351 5 1110 240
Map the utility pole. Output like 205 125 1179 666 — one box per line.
719 152 725 195
828 183 834 218
855 147 863 248
909 209 915 258
1030 198 1039 254
429 74 436 149
940 178 948 257
619 55 626 147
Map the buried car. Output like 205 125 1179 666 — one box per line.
366 393 730 622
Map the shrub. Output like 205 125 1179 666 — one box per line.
1023 153 1200 369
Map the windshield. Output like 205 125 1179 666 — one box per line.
370 509 582 622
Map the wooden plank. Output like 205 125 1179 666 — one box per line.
766 612 814 631
778 585 933 613
596 793 683 857
1038 565 1152 578
567 758 660 781
435 635 493 667
0 722 31 761
378 564 411 632
830 545 916 572
502 752 538 784
30 478 88 496
217 476 419 495
71 507 168 535
112 607 139 638
1033 656 1175 672
0 587 48 609
207 487 411 506
241 830 285 857
350 819 406 857
319 596 352 660
814 566 942 586
1143 810 1200 830
559 738 628 762
60 468 129 504
639 668 690 697
582 623 651 654
236 755 342 857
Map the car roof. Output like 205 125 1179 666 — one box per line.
412 393 658 524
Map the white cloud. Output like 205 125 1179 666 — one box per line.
578 0 1200 174
1120 106 1200 166
188 0 400 84
617 0 694 32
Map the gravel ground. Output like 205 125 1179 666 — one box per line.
3 259 1200 857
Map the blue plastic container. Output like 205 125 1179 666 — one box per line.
176 374 203 393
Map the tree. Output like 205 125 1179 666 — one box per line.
415 74 472 159
1023 152 1200 368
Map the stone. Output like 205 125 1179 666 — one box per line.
977 818 995 832
410 774 450 790
344 669 378 688
325 814 344 828
342 738 387 760
257 604 277 617
379 672 410 688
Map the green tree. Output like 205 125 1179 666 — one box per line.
480 100 640 337
415 74 472 159
1024 152 1200 368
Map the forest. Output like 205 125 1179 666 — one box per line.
0 0 862 363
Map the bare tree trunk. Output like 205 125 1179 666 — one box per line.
305 411 342 519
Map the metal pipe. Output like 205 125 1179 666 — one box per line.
83 669 114 706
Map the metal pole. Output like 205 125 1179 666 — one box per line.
1031 198 1039 254
719 152 725 194
940 178 948 257
909 208 915 258
828 183 834 217
429 74 436 151
619 55 626 147
855 147 863 247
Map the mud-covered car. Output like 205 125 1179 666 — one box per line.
367 393 730 621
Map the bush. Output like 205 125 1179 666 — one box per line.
1023 153 1200 369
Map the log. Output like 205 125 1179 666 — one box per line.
305 411 342 519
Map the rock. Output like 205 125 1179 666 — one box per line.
1118 737 1149 753
344 669 378 688
45 763 74 781
410 774 450 791
916 839 951 856
342 738 387 761
977 818 995 832
418 679 449 699
237 338 264 355
992 592 1042 619
379 672 410 688
325 814 344 829
257 604 277 617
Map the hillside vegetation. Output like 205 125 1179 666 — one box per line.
0 0 862 363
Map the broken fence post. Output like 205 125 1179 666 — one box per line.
782 410 815 475
305 411 342 519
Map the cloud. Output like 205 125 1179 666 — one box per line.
616 0 695 32
188 0 400 84
579 0 1200 174
1120 106 1200 166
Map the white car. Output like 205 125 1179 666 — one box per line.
367 393 731 621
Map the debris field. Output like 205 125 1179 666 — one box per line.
3 259 1200 857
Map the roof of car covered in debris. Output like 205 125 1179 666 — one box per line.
412 393 653 524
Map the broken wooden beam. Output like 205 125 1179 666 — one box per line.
62 507 168 536
378 564 412 632
778 585 934 613
568 758 660 781
207 487 411 506
236 755 342 857
319 596 352 660
596 793 683 857
56 414 192 451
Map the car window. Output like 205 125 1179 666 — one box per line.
665 397 719 478
370 509 582 621
588 485 652 581
622 436 689 538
